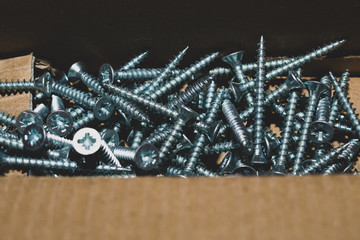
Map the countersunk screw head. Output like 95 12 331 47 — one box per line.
304 80 329 98
68 62 86 80
73 127 102 155
101 129 119 149
46 110 73 137
222 51 244 68
229 78 249 102
179 106 199 123
16 111 43 134
99 63 115 84
93 97 115 120
34 72 53 97
22 123 46 151
308 120 334 144
134 143 160 170
285 71 304 90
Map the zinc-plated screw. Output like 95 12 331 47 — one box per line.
0 78 37 96
114 68 183 81
158 107 198 163
184 88 224 173
337 139 360 162
251 36 268 165
217 152 257 176
113 143 159 170
151 52 219 100
171 155 217 177
72 110 95 131
329 70 350 125
134 47 188 96
308 76 333 144
222 99 253 157
222 51 254 106
47 146 70 160
128 130 144 149
46 95 73 137
266 40 345 80
0 133 24 150
272 90 300 175
118 51 149 71
197 91 205 110
143 127 172 147
204 81 216 110
298 139 358 175
292 80 328 174
0 110 17 128
66 106 86 120
16 103 49 134
167 75 213 109
203 140 240 155
241 57 296 72
322 161 355 175
0 150 130 176
329 72 360 139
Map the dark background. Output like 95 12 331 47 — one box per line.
0 0 359 73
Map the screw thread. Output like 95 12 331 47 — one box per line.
222 99 252 155
209 67 232 76
0 110 17 127
0 134 24 150
337 139 360 161
184 134 207 172
166 166 184 176
66 106 86 120
72 111 95 131
330 72 360 138
116 68 183 81
293 94 320 173
277 91 299 167
151 52 219 100
80 72 105 95
329 70 350 125
0 79 35 95
137 47 188 96
130 131 144 149
105 84 179 120
46 132 73 147
266 40 345 79
203 141 240 155
113 146 136 161
159 118 185 161
242 57 296 72
143 128 172 146
116 51 149 72
108 94 150 123
322 162 346 175
197 91 205 110
100 140 122 167
205 81 216 109
51 82 95 109
167 75 212 109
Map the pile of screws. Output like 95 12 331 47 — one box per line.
0 37 359 177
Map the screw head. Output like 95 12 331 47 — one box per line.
68 62 86 80
34 72 53 97
47 146 70 160
308 121 334 144
101 129 119 149
178 106 198 123
229 79 249 102
16 110 43 134
46 110 74 137
134 143 160 170
284 71 304 90
99 63 114 84
22 124 46 151
55 71 70 85
271 165 287 175
93 97 115 120
198 120 222 142
222 51 244 68
305 81 329 99
73 127 102 155
250 147 268 165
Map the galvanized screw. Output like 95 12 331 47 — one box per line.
46 95 73 137
16 103 49 134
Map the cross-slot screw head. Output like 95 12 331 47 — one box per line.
99 63 115 84
73 127 102 155
22 123 47 151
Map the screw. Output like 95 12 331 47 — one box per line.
0 110 17 128
308 76 333 144
329 70 350 125
100 129 120 149
66 106 86 120
218 152 257 176
265 40 345 80
222 51 254 106
337 139 360 162
241 57 296 72
114 68 183 81
272 90 300 175
113 143 159 171
171 155 217 177
329 72 360 139
158 106 198 163
203 140 240 155
204 81 216 110
72 110 95 131
184 88 224 173
150 52 219 100
222 99 253 157
197 91 205 110
0 78 37 96
46 95 73 137
167 75 213 109
0 133 24 150
127 130 144 149
114 51 149 80
143 127 172 147
298 139 358 175
292 80 328 174
47 146 70 160
322 161 355 175
16 103 49 134
250 36 268 165
134 47 188 96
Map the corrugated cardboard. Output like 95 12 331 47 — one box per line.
1 54 360 240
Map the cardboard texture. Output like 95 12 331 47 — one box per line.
1 55 360 240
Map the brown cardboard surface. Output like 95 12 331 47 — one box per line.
1 56 360 240
1 176 360 240
0 54 33 116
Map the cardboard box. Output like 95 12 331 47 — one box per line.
1 1 360 239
